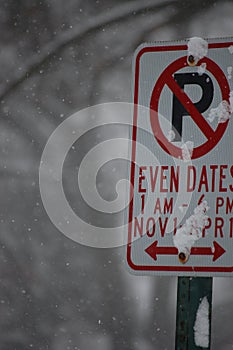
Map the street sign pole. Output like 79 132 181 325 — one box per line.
175 276 213 349
128 36 233 349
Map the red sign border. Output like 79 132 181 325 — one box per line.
150 56 230 159
127 41 233 274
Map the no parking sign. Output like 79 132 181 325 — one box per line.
127 38 233 276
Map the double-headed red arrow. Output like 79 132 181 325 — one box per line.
145 240 225 262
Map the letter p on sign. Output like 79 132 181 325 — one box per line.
172 73 214 141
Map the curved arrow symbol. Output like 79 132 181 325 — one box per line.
145 240 225 262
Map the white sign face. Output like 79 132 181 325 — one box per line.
127 38 233 276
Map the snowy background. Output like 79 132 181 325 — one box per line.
1 0 233 349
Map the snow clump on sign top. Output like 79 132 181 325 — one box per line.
188 37 208 63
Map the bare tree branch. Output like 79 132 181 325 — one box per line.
90 5 176 106
89 0 222 105
0 0 176 102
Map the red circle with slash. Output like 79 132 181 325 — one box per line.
150 56 230 159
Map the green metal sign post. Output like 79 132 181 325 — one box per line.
175 277 213 349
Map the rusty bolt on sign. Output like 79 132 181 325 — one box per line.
187 54 197 66
178 248 190 264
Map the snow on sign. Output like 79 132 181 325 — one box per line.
126 37 233 276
